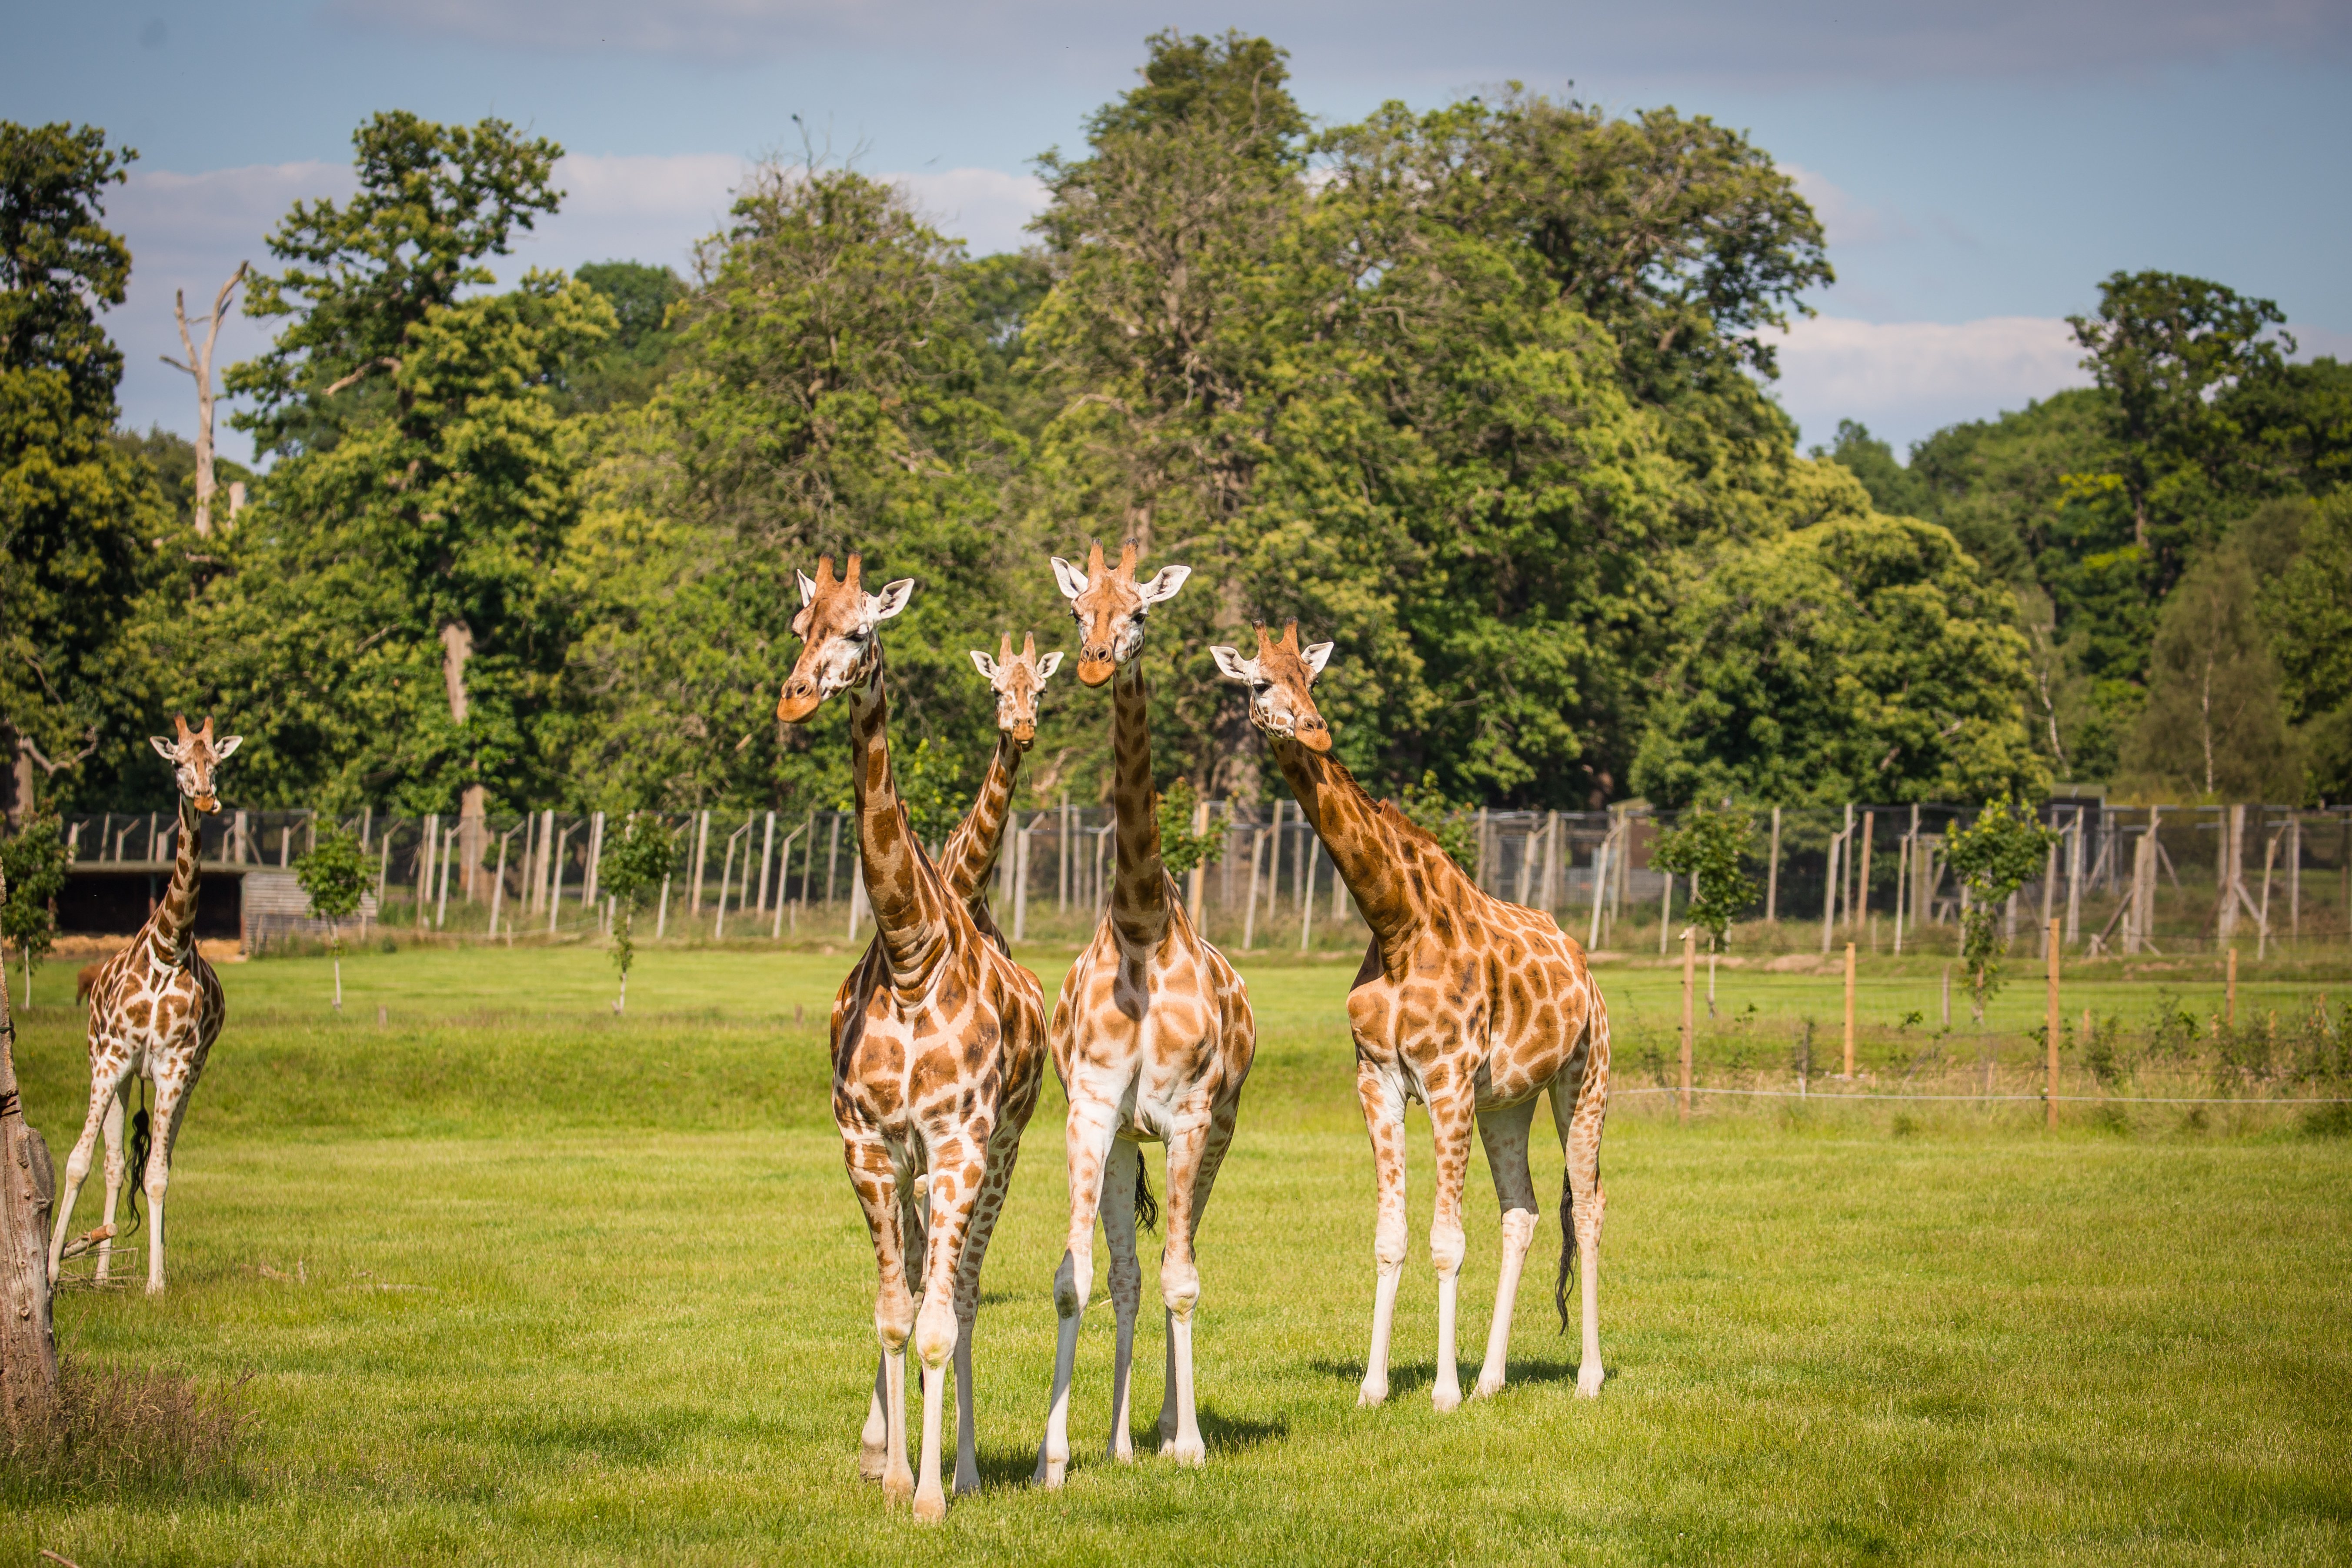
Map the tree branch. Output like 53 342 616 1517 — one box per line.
326 357 400 396
17 727 100 777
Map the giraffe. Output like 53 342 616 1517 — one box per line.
1211 624 1611 1407
1034 541 1256 1485
776 556 1050 1523
934 632 1064 949
47 714 241 1295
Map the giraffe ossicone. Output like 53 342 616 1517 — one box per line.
1211 621 1614 1408
1035 541 1255 1484
778 554 1050 1523
50 713 241 1296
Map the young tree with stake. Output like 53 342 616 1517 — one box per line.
1942 797 2060 1020
0 818 67 1008
1653 806 1759 1017
294 824 370 1010
598 814 676 1013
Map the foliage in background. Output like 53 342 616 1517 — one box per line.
2257 490 2352 797
2118 544 2301 802
596 812 677 1010
1397 772 1478 871
0 817 67 995
1154 777 1228 877
1652 806 1758 955
294 822 370 1008
1942 797 2060 1018
894 738 973 848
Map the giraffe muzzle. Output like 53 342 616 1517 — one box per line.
776 679 821 724
1294 716 1333 753
1077 652 1116 687
193 793 220 814
1011 720 1036 745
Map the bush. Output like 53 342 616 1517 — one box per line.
0 1361 251 1501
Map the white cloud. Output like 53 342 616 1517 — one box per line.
890 168 1051 256
1777 165 1909 249
1769 314 2092 453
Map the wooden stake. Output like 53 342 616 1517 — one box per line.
1843 942 1857 1078
2046 917 2061 1129
1680 926 1696 1124
0 869 61 1434
1765 805 1782 922
2226 946 2237 1027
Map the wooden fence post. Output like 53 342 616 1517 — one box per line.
1680 926 1695 1124
2047 917 2061 1130
1843 942 1857 1078
1765 805 1781 922
0 870 60 1435
2226 946 2237 1027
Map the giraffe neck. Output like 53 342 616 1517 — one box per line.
1267 737 1447 951
1108 658 1171 943
149 794 204 961
939 731 1021 907
846 649 955 984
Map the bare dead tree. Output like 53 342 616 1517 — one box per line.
159 261 250 539
0 868 61 1435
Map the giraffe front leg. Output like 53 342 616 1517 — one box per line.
858 1353 889 1481
1473 1100 1541 1398
95 1082 127 1283
912 1140 984 1523
1356 1062 1409 1409
841 1131 916 1499
949 1122 1024 1498
48 1054 131 1285
1098 1135 1143 1462
144 1070 198 1297
1155 1109 1218 1466
1037 1096 1118 1487
1426 1085 1478 1414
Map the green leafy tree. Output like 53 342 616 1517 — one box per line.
0 816 67 1006
1941 797 2059 1019
1154 778 1228 877
293 823 370 1010
564 260 685 413
0 121 172 821
2259 489 2352 797
1818 420 1932 521
2118 546 2300 802
1633 513 2048 806
1398 772 1476 871
1652 806 1758 1014
198 112 607 817
597 813 677 1013
2068 271 2292 589
897 738 973 849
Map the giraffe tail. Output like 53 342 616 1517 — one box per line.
1134 1158 1160 1234
120 1081 153 1239
1555 1155 1575 1332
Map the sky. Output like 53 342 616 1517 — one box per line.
8 0 2349 467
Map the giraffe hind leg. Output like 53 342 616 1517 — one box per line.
48 1051 134 1286
1551 1018 1609 1398
1473 1099 1541 1399
95 1079 130 1281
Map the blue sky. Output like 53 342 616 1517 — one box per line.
9 0 2348 464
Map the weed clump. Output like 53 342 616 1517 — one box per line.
0 1360 252 1501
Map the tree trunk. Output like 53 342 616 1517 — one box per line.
0 870 60 1435
440 620 487 898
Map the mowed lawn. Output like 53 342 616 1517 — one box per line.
6 941 2349 1565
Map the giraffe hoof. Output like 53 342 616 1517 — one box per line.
912 1485 946 1523
1431 1385 1462 1414
1473 1373 1507 1400
953 1469 981 1498
1162 1435 1205 1466
1576 1364 1605 1398
1356 1381 1389 1409
1034 1453 1067 1488
857 1442 889 1482
883 1468 915 1505
1106 1439 1134 1464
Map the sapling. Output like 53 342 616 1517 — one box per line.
1941 797 2060 1021
1654 806 1760 1017
294 824 370 1010
1154 778 1229 877
0 817 67 1009
599 813 678 1013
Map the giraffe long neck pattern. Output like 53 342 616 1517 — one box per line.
1108 659 1171 941
1268 737 1450 951
148 794 204 961
939 731 1020 906
846 652 955 986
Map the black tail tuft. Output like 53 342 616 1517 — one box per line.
1134 1158 1160 1234
122 1083 153 1239
1555 1158 1575 1332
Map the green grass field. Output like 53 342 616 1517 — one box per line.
5 939 2349 1565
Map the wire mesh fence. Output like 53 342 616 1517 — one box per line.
52 798 2352 957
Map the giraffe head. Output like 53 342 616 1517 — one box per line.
147 714 243 813
1210 621 1336 753
1050 540 1191 687
776 553 915 723
968 632 1064 749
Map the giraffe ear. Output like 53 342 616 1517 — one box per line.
867 578 915 622
1138 564 1191 605
214 735 243 760
1050 555 1089 600
797 570 818 606
1209 645 1258 684
968 649 999 680
1035 651 1064 680
150 735 178 761
1302 642 1335 678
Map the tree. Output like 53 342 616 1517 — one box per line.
564 260 684 413
1632 512 2048 806
2119 546 2300 802
1818 420 1931 521
0 121 171 823
897 738 973 850
0 817 66 1006
2258 490 2352 798
293 823 369 1011
197 113 607 838
1154 777 1228 876
1397 772 1477 871
2069 271 2292 588
597 813 677 1013
1941 798 2058 1019
160 262 247 538
1651 805 1757 1014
